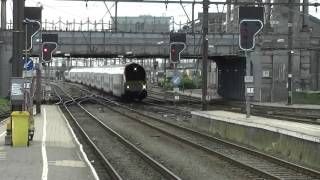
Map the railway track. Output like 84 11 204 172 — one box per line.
54 84 114 179
94 95 320 180
54 83 181 180
54 82 320 179
149 89 320 125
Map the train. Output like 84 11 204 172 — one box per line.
64 63 148 100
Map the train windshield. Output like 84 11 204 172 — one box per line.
124 64 146 81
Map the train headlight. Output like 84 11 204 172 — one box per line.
127 85 130 89
142 84 146 89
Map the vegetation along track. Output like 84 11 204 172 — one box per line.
95 95 320 180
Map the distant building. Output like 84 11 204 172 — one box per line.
309 15 320 35
195 12 226 33
112 15 171 33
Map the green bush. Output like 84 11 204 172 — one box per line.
180 78 196 89
293 91 320 105
0 98 10 113
164 77 173 90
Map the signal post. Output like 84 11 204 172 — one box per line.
238 7 264 118
169 33 186 110
41 34 58 101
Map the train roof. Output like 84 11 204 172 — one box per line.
68 63 144 75
69 66 125 75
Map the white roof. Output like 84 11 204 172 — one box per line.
69 66 125 75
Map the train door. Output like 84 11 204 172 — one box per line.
113 75 121 96
100 73 103 90
110 75 114 94
120 75 124 95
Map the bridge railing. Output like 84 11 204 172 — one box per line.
5 18 175 32
6 19 113 32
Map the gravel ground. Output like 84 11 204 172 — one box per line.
84 103 257 180
68 104 168 180
60 106 112 180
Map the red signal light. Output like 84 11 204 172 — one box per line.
43 48 48 52
171 48 176 54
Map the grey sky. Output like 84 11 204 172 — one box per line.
4 0 320 26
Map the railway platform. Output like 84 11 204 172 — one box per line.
150 86 320 114
0 105 97 180
191 110 320 171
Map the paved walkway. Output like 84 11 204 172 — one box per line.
252 102 320 110
0 105 97 180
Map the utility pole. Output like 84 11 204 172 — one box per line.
202 0 209 110
115 0 118 32
36 28 42 114
287 0 294 105
12 0 25 111
191 1 195 33
226 0 231 33
265 0 271 30
302 0 309 29
36 63 41 114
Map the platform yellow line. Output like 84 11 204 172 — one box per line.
41 108 48 180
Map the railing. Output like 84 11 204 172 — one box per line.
6 19 113 32
3 17 223 33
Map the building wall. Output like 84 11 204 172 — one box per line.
310 16 320 35
250 49 313 102
195 13 226 33
112 16 170 33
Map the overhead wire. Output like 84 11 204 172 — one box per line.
180 1 191 22
103 0 116 24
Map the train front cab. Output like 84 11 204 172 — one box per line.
124 63 147 100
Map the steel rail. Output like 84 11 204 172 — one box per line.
149 89 320 125
63 101 123 180
95 97 279 179
77 100 182 180
96 96 320 179
53 84 122 180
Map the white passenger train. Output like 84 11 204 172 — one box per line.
65 63 147 100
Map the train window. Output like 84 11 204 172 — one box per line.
125 64 146 81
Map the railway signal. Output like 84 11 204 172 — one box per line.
170 42 186 63
42 42 57 63
239 19 263 50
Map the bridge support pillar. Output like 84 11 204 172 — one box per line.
1 0 6 29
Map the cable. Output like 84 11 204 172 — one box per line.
101 2 115 19
103 1 116 24
180 1 191 22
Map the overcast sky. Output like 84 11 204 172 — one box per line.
3 0 320 28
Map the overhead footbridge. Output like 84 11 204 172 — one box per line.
1 30 239 58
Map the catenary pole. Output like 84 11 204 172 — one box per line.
201 0 209 110
12 0 25 111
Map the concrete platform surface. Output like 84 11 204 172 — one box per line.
252 102 320 110
154 85 320 111
191 110 320 170
0 105 98 180
191 110 320 142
